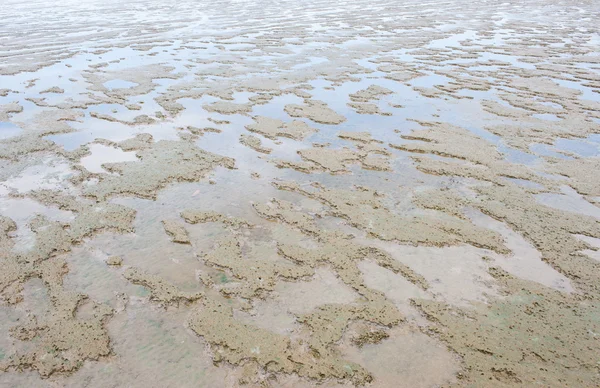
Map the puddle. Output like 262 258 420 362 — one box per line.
575 235 600 262
554 137 600 157
0 121 22 139
467 209 574 293
536 186 600 219
531 113 561 121
1 159 73 193
80 143 139 173
340 326 460 388
361 238 502 307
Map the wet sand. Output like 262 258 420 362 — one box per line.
1 0 600 386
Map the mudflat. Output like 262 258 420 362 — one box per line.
0 0 599 386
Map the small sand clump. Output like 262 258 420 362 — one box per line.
106 256 123 266
284 99 346 124
161 219 190 244
239 134 272 154
245 115 317 140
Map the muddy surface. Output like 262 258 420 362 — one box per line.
1 0 600 386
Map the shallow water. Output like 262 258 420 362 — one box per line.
1 0 600 386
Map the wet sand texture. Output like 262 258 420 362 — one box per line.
1 0 600 386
